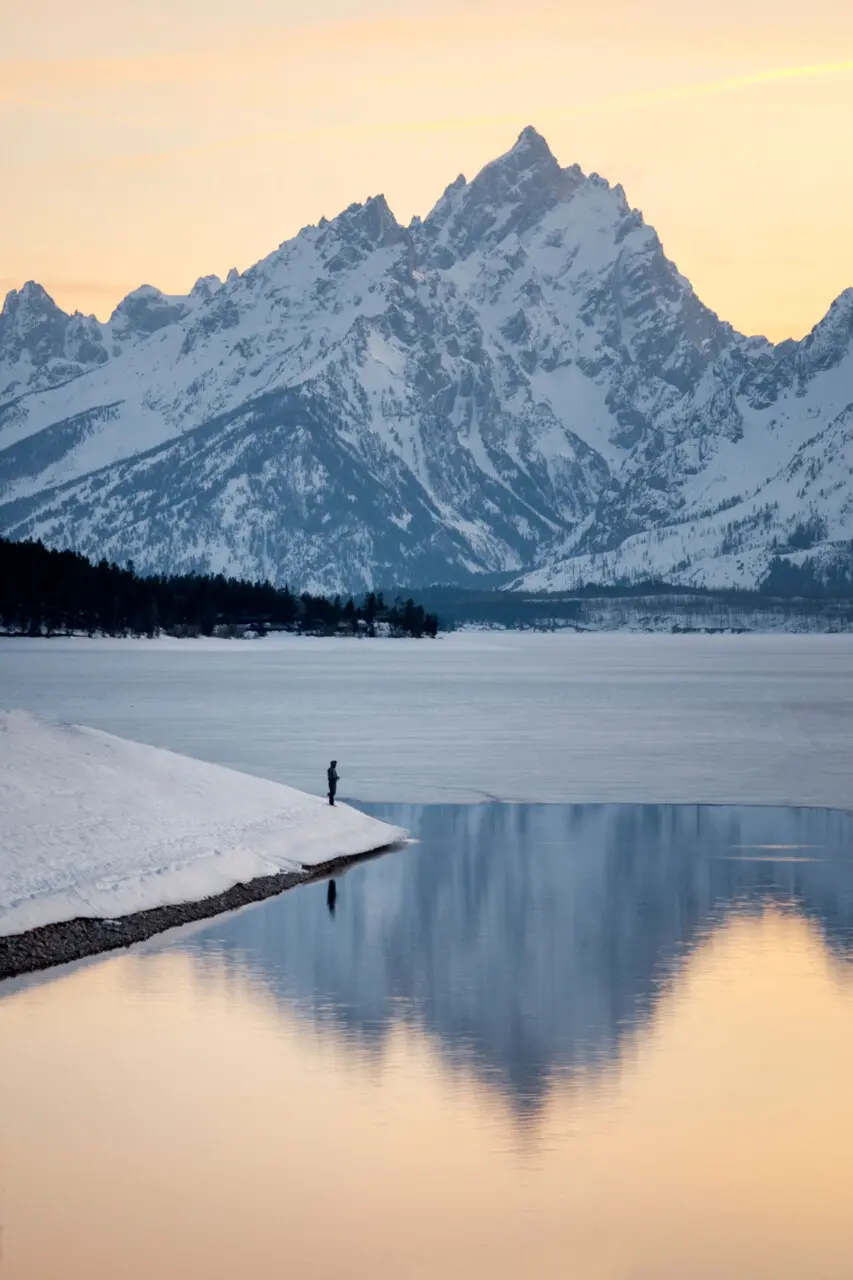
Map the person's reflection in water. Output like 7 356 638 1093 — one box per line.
326 879 337 916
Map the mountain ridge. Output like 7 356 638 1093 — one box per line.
2 127 851 593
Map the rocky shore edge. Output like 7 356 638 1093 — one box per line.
0 842 402 982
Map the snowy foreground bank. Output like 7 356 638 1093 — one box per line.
0 711 406 939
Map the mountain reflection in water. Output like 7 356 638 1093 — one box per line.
175 803 853 1110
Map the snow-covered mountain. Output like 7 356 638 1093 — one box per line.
2 127 851 592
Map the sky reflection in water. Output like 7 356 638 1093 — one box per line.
2 802 853 1280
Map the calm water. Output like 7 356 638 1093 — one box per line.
3 802 853 1278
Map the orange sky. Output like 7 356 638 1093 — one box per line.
2 0 853 340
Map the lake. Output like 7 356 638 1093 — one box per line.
2 634 853 1277
0 632 851 808
3 801 853 1279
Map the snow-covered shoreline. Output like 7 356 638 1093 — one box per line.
0 711 406 941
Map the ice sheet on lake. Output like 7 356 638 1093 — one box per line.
0 710 405 937
0 633 850 812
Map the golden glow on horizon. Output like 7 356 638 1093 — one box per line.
2 0 853 339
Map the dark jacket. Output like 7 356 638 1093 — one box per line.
327 765 339 790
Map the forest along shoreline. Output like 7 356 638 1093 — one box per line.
0 843 402 983
0 536 439 639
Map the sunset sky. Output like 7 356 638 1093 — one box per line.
2 0 852 340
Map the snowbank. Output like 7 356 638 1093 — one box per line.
0 711 405 937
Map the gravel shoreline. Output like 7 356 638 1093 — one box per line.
0 842 402 982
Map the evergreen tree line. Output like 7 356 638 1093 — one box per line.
0 538 439 639
759 553 853 599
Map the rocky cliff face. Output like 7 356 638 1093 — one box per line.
2 128 851 592
0 283 109 397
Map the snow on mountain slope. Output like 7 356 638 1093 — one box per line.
1 127 851 591
516 293 853 590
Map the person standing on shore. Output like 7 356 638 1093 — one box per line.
327 760 339 806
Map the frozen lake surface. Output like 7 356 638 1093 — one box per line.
0 631 851 809
2 801 853 1279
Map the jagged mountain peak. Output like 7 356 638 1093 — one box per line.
423 128 589 260
318 193 403 250
110 282 180 313
2 133 852 595
1 280 65 323
507 124 558 164
189 274 223 303
109 284 188 342
0 281 108 396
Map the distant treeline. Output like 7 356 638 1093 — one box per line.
759 554 853 599
0 538 439 639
